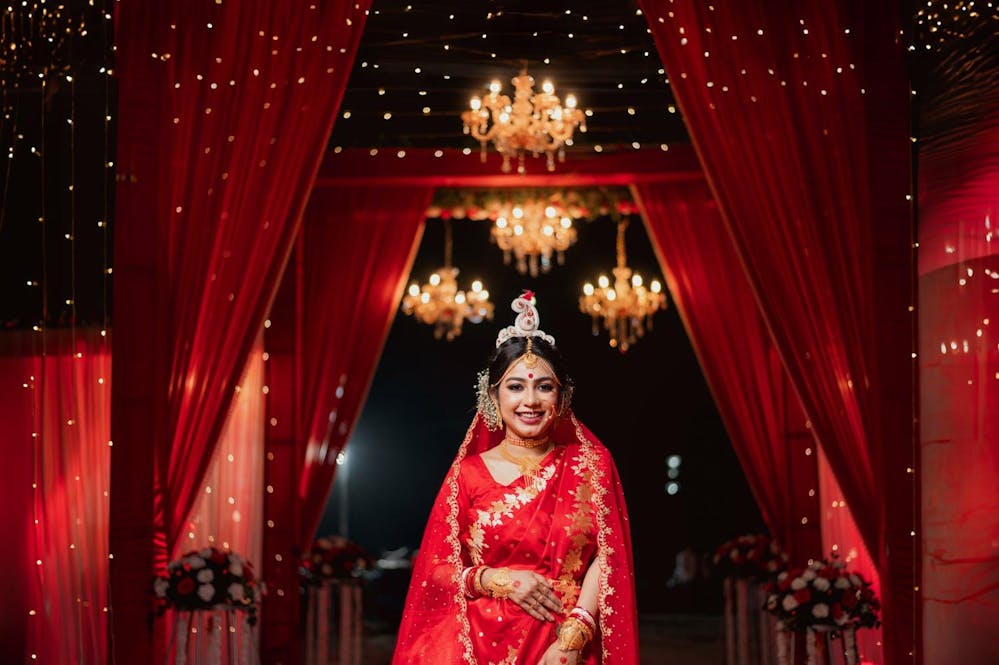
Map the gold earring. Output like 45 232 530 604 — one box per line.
476 371 502 431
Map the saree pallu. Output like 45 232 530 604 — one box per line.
393 413 639 665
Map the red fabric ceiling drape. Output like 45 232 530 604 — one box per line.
110 2 369 662
634 181 820 563
639 2 915 661
261 186 429 662
0 331 110 664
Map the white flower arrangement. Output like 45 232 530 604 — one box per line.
153 547 265 625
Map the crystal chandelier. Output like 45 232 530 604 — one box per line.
579 219 666 352
491 199 578 277
461 67 585 174
402 221 494 341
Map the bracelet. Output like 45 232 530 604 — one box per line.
473 566 488 597
569 606 597 634
556 616 593 652
461 566 475 598
483 567 513 599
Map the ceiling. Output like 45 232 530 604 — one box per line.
327 0 690 154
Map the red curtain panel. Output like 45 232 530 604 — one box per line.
639 2 915 662
110 2 369 662
634 181 821 564
261 185 430 662
0 330 110 664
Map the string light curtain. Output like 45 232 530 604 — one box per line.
109 3 370 663
634 181 821 563
0 330 110 665
640 2 915 662
261 185 429 662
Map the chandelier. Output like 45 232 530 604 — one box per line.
579 219 666 352
461 67 585 174
402 221 494 341
491 199 578 277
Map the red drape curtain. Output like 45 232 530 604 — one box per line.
634 181 820 563
0 330 110 664
184 333 266 566
640 2 915 661
261 185 430 663
294 186 432 547
110 2 369 662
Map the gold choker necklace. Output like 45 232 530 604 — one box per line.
503 433 549 448
499 442 553 486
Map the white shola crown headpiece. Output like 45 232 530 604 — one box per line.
495 290 555 348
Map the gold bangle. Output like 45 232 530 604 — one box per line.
484 567 513 599
556 616 593 652
473 566 488 597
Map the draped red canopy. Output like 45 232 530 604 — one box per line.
103 2 920 664
110 1 369 662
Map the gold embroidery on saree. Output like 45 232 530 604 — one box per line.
448 418 481 664
552 450 595 611
465 463 558 565
573 414 616 660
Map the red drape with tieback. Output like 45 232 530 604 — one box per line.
633 181 821 564
393 413 639 665
110 2 369 662
261 185 429 661
292 186 434 547
639 2 915 662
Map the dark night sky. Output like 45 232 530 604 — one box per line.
319 208 765 613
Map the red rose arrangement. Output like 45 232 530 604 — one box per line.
301 535 374 584
712 533 789 581
764 557 881 633
153 547 264 625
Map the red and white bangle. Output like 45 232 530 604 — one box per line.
462 565 489 598
461 566 476 598
569 606 597 634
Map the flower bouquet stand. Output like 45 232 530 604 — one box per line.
714 534 789 665
154 548 265 665
303 578 364 665
301 536 374 665
765 557 881 665
167 606 258 665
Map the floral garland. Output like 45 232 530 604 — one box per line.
300 535 374 585
153 547 264 624
425 187 640 222
764 557 881 633
712 533 789 581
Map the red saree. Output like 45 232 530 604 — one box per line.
393 413 639 664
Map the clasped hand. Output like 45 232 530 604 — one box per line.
491 569 563 622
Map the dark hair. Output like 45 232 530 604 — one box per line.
486 336 574 393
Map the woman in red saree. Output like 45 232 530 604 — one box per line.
393 293 639 665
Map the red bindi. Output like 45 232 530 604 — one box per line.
513 580 521 588
528 372 534 379
560 658 567 664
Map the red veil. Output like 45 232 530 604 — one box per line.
392 411 639 664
